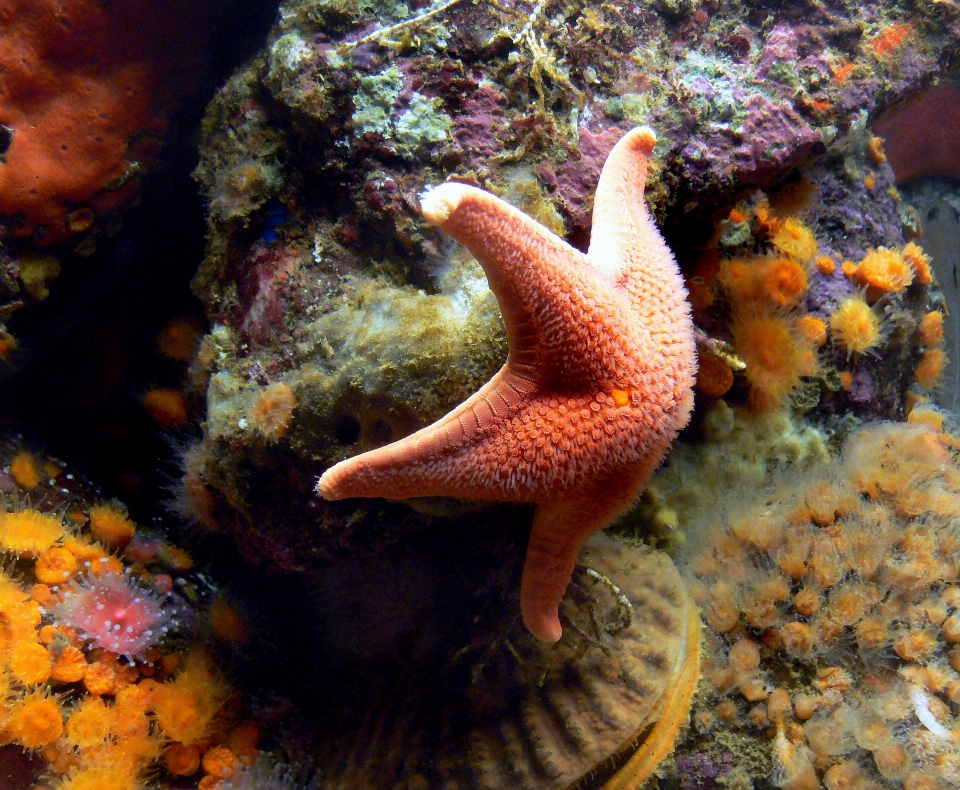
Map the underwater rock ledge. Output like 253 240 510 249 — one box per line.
185 0 959 570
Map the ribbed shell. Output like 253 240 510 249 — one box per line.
317 535 696 790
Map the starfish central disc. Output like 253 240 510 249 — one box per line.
317 127 697 642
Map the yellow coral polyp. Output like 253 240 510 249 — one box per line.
717 259 760 303
64 697 116 751
915 348 947 390
8 688 64 749
795 315 827 347
732 311 816 412
853 247 913 298
51 645 87 684
0 508 65 556
87 505 136 550
815 256 836 275
61 535 122 576
0 572 41 649
8 641 52 685
918 311 944 347
771 217 818 264
151 652 231 746
35 545 79 584
902 241 933 286
830 296 881 355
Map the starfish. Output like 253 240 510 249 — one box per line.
317 127 696 642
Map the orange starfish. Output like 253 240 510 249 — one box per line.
317 127 696 642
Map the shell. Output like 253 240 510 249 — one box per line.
315 534 700 789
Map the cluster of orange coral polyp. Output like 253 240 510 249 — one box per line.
0 0 206 244
687 421 960 790
719 256 809 310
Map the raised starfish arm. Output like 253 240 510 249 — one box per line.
421 181 635 388
588 127 661 277
589 128 693 355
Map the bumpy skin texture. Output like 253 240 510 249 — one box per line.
318 128 697 642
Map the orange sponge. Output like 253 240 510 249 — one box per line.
0 0 207 244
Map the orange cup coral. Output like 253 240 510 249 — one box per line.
88 505 136 550
830 296 881 355
915 348 946 390
772 217 819 265
151 652 231 746
0 508 65 556
760 258 809 309
732 311 817 411
249 382 296 442
902 241 933 286
918 311 944 347
8 688 64 749
849 247 913 299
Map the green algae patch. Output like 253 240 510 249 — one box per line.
394 94 453 156
201 252 506 473
352 65 404 138
291 256 506 466
351 65 451 155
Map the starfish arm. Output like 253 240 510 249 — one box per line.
316 367 535 501
422 182 632 386
588 127 697 418
587 127 661 277
588 127 690 323
521 469 644 642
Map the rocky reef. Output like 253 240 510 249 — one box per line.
0 0 959 788
184 0 960 572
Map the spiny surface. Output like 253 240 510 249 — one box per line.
317 127 696 641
